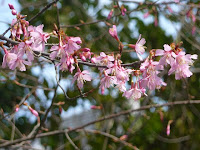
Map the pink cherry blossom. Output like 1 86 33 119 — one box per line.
65 37 82 54
129 35 146 60
59 54 75 73
135 34 146 60
18 40 34 62
140 58 166 90
79 48 92 61
168 51 197 80
95 52 114 66
109 25 119 41
99 71 117 94
9 53 31 71
2 49 17 68
50 43 66 60
29 24 50 52
11 19 23 38
123 82 146 100
72 68 92 89
106 60 131 83
155 44 174 66
116 81 126 92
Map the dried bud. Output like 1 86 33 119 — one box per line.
119 135 128 141
59 106 62 114
159 111 164 121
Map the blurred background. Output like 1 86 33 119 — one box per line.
0 0 200 149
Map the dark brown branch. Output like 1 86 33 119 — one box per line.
1 99 200 148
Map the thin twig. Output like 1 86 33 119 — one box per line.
32 84 59 138
28 0 60 23
65 131 80 150
79 129 138 150
156 135 190 143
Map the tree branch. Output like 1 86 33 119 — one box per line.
1 99 200 148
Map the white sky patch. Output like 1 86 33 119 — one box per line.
61 99 92 119
159 14 181 38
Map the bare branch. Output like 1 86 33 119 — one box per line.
79 129 138 150
1 99 200 148
65 131 80 150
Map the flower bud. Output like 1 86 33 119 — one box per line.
192 26 196 35
11 9 17 15
91 105 102 110
8 3 15 9
80 54 86 61
144 12 150 18
166 120 173 136
121 5 127 16
28 106 39 117
107 9 113 20
91 57 97 63
15 105 19 112
82 48 90 52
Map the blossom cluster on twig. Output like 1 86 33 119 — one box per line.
1 3 198 104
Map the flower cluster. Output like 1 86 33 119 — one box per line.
156 44 197 80
1 4 198 101
2 4 50 71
